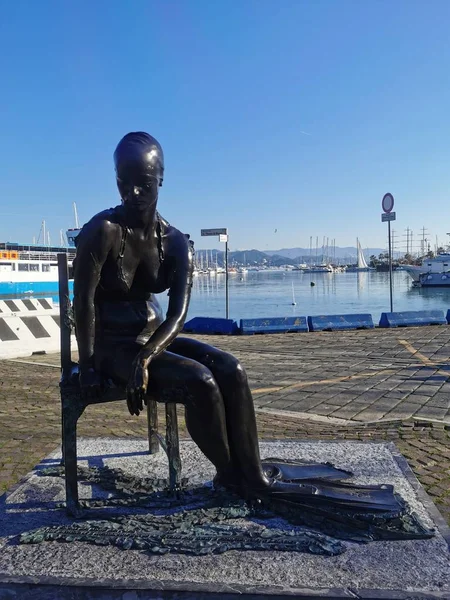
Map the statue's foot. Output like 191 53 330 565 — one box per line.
213 471 270 499
212 472 242 494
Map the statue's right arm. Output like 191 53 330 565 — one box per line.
73 220 113 373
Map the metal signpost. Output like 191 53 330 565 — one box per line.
201 228 229 318
381 193 396 312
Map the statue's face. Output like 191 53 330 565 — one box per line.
117 169 161 210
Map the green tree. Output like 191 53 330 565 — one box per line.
369 254 379 268
403 253 413 264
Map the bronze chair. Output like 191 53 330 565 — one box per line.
57 253 181 516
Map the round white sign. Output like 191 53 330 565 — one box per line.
382 193 394 213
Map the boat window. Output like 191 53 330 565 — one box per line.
30 264 39 272
445 264 448 267
42 264 51 272
18 263 29 271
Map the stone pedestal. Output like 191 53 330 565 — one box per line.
0 439 449 599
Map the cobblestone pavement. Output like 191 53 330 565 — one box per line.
0 327 449 524
194 326 450 424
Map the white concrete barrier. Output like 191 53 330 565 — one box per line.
0 298 74 359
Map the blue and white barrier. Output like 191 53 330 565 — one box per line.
2 298 450 361
0 298 74 359
307 314 374 332
183 317 238 335
240 316 308 335
379 310 447 328
0 298 55 315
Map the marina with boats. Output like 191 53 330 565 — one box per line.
2 209 450 311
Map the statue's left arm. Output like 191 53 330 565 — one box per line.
126 230 194 414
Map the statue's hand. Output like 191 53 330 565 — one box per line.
79 367 103 400
127 357 149 416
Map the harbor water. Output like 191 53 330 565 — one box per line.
4 270 450 322
180 270 450 321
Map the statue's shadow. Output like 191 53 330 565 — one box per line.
3 459 435 557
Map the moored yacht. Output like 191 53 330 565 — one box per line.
403 252 450 287
306 264 334 273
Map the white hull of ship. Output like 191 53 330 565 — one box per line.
0 260 67 283
404 253 450 286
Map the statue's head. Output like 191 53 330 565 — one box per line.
114 132 164 209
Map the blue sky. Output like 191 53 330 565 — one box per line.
1 0 449 254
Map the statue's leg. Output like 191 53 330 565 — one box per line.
97 342 240 486
168 337 270 491
149 350 238 485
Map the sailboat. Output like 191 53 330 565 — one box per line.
215 251 226 274
208 249 217 275
291 282 296 305
346 238 373 272
237 252 248 273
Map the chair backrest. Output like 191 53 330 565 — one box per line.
57 253 72 379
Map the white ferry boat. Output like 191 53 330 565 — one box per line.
0 233 78 296
403 252 450 287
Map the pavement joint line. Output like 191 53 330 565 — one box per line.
398 339 438 366
251 371 392 395
251 386 282 394
6 359 60 368
255 406 449 428
398 339 450 377
251 365 438 396
255 407 352 424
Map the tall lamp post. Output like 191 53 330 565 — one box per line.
201 228 229 318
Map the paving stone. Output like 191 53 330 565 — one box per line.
415 406 449 420
383 403 425 420
351 409 388 422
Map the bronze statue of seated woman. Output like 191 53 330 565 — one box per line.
72 132 426 521
73 131 273 499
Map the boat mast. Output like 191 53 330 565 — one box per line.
36 220 44 245
73 202 80 229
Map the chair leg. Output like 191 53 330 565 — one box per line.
165 403 181 491
61 392 84 517
147 398 160 454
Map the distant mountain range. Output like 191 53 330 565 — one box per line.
265 246 387 259
195 246 398 267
